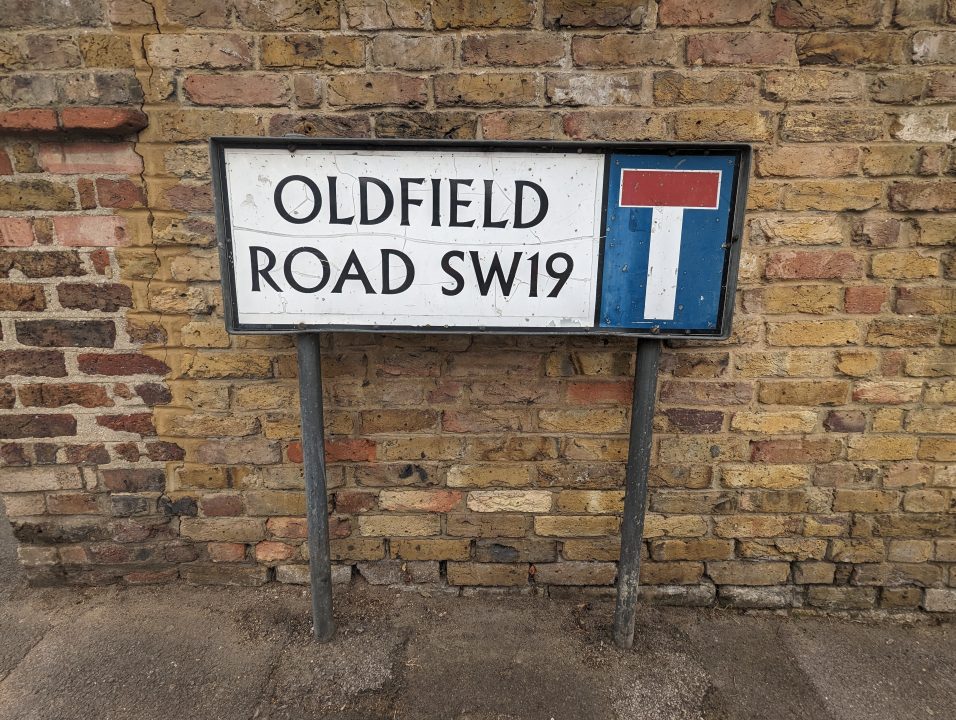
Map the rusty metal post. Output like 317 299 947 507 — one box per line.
613 338 661 649
297 333 335 642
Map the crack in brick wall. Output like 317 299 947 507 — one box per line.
0 0 955 613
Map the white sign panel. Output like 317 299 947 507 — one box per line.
222 147 603 329
212 139 749 337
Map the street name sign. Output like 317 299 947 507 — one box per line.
212 139 750 338
209 137 751 649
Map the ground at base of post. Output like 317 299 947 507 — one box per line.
0 575 952 720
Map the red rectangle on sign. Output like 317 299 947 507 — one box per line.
619 169 721 209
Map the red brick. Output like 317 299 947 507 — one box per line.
328 74 427 107
19 383 112 408
567 380 632 405
662 408 724 433
0 414 76 439
266 517 309 538
1 250 84 278
462 33 565 66
38 142 142 174
845 287 887 314
0 350 67 378
59 107 148 133
57 283 132 312
889 182 956 212
201 495 244 517
572 34 680 67
0 110 58 132
54 216 129 247
659 0 762 26
16 319 115 348
63 443 110 464
660 381 752 405
796 33 906 66
147 441 185 461
326 439 377 462
47 492 102 515
750 438 842 463
765 251 863 280
0 218 35 247
208 543 247 562
96 413 155 435
90 249 110 274
774 0 882 28
95 178 146 208
687 33 797 65
255 541 296 562
335 491 378 513
0 283 46 311
0 150 12 174
78 353 170 376
563 110 667 140
286 441 303 463
432 0 535 29
101 468 165 492
135 383 172 406
183 73 291 106
162 182 213 212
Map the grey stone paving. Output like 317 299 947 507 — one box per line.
0 519 953 719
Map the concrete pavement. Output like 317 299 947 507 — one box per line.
0 507 953 720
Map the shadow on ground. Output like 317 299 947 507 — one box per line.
0 573 952 720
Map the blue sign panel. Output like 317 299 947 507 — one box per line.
599 153 742 334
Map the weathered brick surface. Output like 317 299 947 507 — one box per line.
0 2 953 610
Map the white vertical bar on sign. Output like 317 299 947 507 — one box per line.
643 206 684 320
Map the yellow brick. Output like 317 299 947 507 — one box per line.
847 435 919 461
181 321 230 348
466 490 552 513
446 464 532 488
833 490 900 513
750 216 846 245
533 515 619 537
836 350 879 377
555 490 625 514
391 539 471 561
673 110 774 142
562 539 621 561
180 518 265 542
156 412 259 437
538 408 627 433
643 514 708 538
330 538 385 561
721 465 810 489
714 515 795 538
782 181 882 211
358 515 441 537
871 251 940 279
180 352 273 379
707 561 790 586
730 412 818 434
906 408 956 434
873 408 904 432
766 320 860 347
447 562 528 586
746 285 842 314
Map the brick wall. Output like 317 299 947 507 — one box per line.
0 0 954 612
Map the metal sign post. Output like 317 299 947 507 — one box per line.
613 338 661 649
295 333 335 641
209 138 750 646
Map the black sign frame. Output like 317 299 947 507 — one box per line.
210 137 751 340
